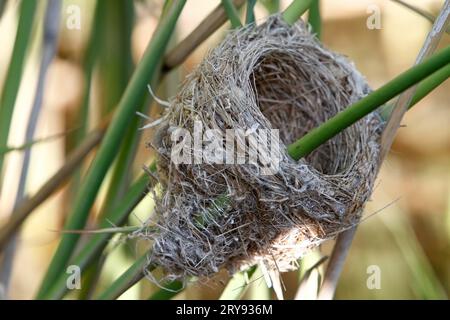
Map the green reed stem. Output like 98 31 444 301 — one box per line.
308 0 321 39
148 280 184 300
219 266 257 300
97 254 151 300
0 0 37 182
288 47 450 160
35 0 186 298
221 0 242 28
245 0 257 25
283 0 314 26
41 173 149 299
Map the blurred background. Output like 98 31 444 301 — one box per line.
0 0 449 299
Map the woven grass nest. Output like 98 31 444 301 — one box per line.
138 15 383 281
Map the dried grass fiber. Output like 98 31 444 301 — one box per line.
136 15 383 281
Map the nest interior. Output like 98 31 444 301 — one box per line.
136 15 383 281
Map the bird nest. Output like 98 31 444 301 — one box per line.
136 15 383 281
